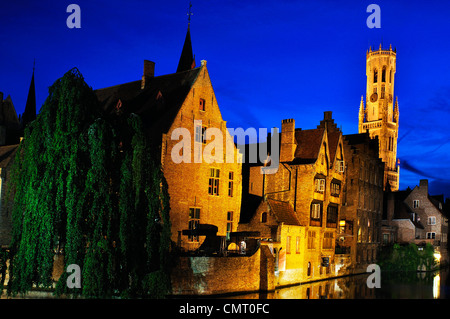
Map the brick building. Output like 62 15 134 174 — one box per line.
240 111 346 284
340 132 384 271
95 27 242 252
383 179 449 263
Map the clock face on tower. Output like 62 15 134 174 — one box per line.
370 93 378 102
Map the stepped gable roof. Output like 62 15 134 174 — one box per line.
292 128 324 164
266 198 301 226
95 67 202 138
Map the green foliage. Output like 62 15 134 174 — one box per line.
378 243 437 272
6 68 172 298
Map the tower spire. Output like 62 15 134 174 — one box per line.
187 1 193 28
177 2 196 73
22 61 37 129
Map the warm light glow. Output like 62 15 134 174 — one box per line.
434 252 441 262
339 220 346 227
433 274 440 299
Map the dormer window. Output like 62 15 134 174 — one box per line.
335 160 345 173
315 178 325 193
331 182 341 196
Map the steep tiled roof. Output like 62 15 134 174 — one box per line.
95 67 202 141
292 128 324 164
267 198 301 226
429 194 444 213
327 130 341 163
392 200 424 229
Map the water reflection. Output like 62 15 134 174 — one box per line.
230 267 450 299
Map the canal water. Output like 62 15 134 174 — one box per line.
233 267 450 299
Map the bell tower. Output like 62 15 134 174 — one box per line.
359 44 400 191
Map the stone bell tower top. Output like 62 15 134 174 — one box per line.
359 44 400 191
364 44 397 123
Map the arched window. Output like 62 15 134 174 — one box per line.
261 212 268 223
382 66 386 82
389 69 392 83
373 69 378 83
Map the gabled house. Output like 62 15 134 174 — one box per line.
383 179 449 263
95 27 242 252
238 194 304 286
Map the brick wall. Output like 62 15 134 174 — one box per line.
171 245 275 296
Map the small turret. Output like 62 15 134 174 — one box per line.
394 97 399 123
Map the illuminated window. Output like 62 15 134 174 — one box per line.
195 125 207 144
310 202 322 227
226 211 233 240
335 160 345 173
323 232 334 249
314 178 325 193
296 236 301 254
307 262 312 277
331 182 341 196
286 236 291 254
199 98 206 111
228 171 234 197
208 168 220 195
188 208 201 242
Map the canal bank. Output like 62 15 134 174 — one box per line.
221 266 450 299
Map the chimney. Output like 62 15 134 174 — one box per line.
141 60 155 89
280 119 296 162
0 91 3 103
419 179 428 194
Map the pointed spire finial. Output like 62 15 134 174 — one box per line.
187 1 193 27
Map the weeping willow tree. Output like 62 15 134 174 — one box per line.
7 68 171 298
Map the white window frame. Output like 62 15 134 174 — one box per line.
311 203 321 219
413 200 419 208
428 216 436 225
336 160 345 173
315 178 325 192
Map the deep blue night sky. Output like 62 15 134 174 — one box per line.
1 0 450 198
